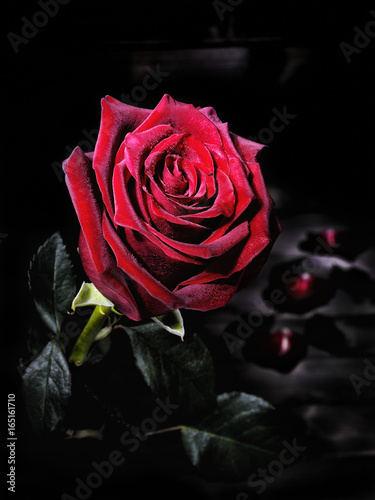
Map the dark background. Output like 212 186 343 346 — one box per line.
2 1 375 499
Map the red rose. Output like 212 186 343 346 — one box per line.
63 95 280 320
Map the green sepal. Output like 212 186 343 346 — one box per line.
71 282 121 315
151 309 185 340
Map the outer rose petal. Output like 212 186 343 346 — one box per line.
176 273 243 311
231 160 282 275
63 147 142 320
78 232 142 320
63 147 111 274
199 106 263 165
239 209 281 289
102 213 185 311
230 131 265 165
93 96 152 217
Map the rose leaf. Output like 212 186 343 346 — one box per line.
125 326 216 420
181 392 283 481
28 232 76 335
22 339 71 433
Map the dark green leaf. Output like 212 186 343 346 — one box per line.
126 325 216 420
181 392 283 481
25 327 53 358
23 340 71 433
28 232 76 334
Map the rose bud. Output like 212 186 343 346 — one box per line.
299 228 370 260
63 95 280 320
242 327 307 373
263 259 336 314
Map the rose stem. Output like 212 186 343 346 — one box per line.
69 305 112 366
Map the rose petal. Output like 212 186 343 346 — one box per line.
147 219 249 259
146 192 209 243
199 106 264 165
229 160 281 272
63 147 111 274
181 159 280 284
102 213 185 310
121 226 204 291
239 211 280 288
145 194 198 228
124 124 175 179
164 163 214 208
93 96 152 218
63 147 142 319
160 156 188 195
148 174 184 216
113 162 202 265
114 159 152 226
201 155 254 244
78 232 141 320
205 143 230 175
175 275 242 311
143 133 187 176
230 131 265 165
181 135 215 175
180 169 235 221
135 94 223 146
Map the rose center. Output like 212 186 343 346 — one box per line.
159 154 188 195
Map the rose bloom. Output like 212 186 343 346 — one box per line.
63 95 280 320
